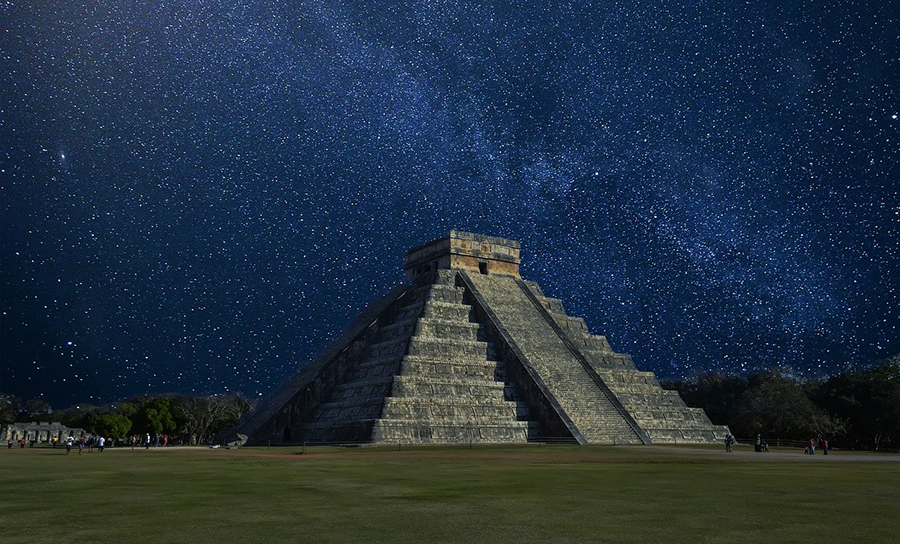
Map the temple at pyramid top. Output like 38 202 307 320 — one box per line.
405 231 521 279
230 232 729 446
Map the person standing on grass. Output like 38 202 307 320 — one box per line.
98 436 105 453
822 438 829 455
78 436 85 455
7 438 12 449
754 434 762 452
145 433 151 450
65 435 74 455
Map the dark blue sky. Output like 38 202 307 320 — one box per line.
2 1 898 406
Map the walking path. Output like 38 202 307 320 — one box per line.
644 444 900 462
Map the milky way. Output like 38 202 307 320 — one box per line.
2 1 898 406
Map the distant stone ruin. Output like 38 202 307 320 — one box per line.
235 231 729 445
2 422 84 443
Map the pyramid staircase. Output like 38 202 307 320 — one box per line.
523 281 730 443
463 273 647 445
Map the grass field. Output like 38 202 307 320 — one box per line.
1 444 897 543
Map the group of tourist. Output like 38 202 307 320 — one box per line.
6 434 114 451
723 434 770 452
7 432 185 452
724 433 833 455
7 438 28 449
805 437 829 455
753 434 770 452
59 435 110 455
126 433 171 449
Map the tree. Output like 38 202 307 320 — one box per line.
813 361 900 450
0 393 21 426
810 411 848 443
130 397 180 436
732 372 822 441
174 395 251 444
87 412 132 438
56 404 103 429
662 373 749 426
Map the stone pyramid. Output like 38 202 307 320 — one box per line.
235 232 729 445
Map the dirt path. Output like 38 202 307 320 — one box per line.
641 445 900 462
197 445 900 463
68 443 900 463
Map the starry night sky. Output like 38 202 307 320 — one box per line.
2 1 898 407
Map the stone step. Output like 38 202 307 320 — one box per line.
349 358 402 381
380 402 526 422
637 419 727 431
383 396 520 409
393 374 508 388
599 386 662 396
414 319 482 342
647 429 729 443
421 301 473 321
391 376 512 398
310 398 385 423
594 369 658 382
298 421 377 443
399 357 499 380
566 335 611 351
631 408 712 421
549 315 590 336
584 353 636 369
405 284 433 299
614 393 688 407
406 337 494 361
536 297 565 313
372 420 532 443
376 317 420 342
366 336 413 360
330 376 394 402
576 435 645 445
425 284 467 304
356 352 406 370
601 380 677 391
602 382 667 393
394 300 426 321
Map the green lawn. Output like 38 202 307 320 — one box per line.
1 444 897 543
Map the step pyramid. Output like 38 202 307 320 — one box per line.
234 231 730 445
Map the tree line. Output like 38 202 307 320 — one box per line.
0 393 253 445
661 359 900 451
3 359 897 450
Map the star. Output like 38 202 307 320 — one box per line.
1 1 896 406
